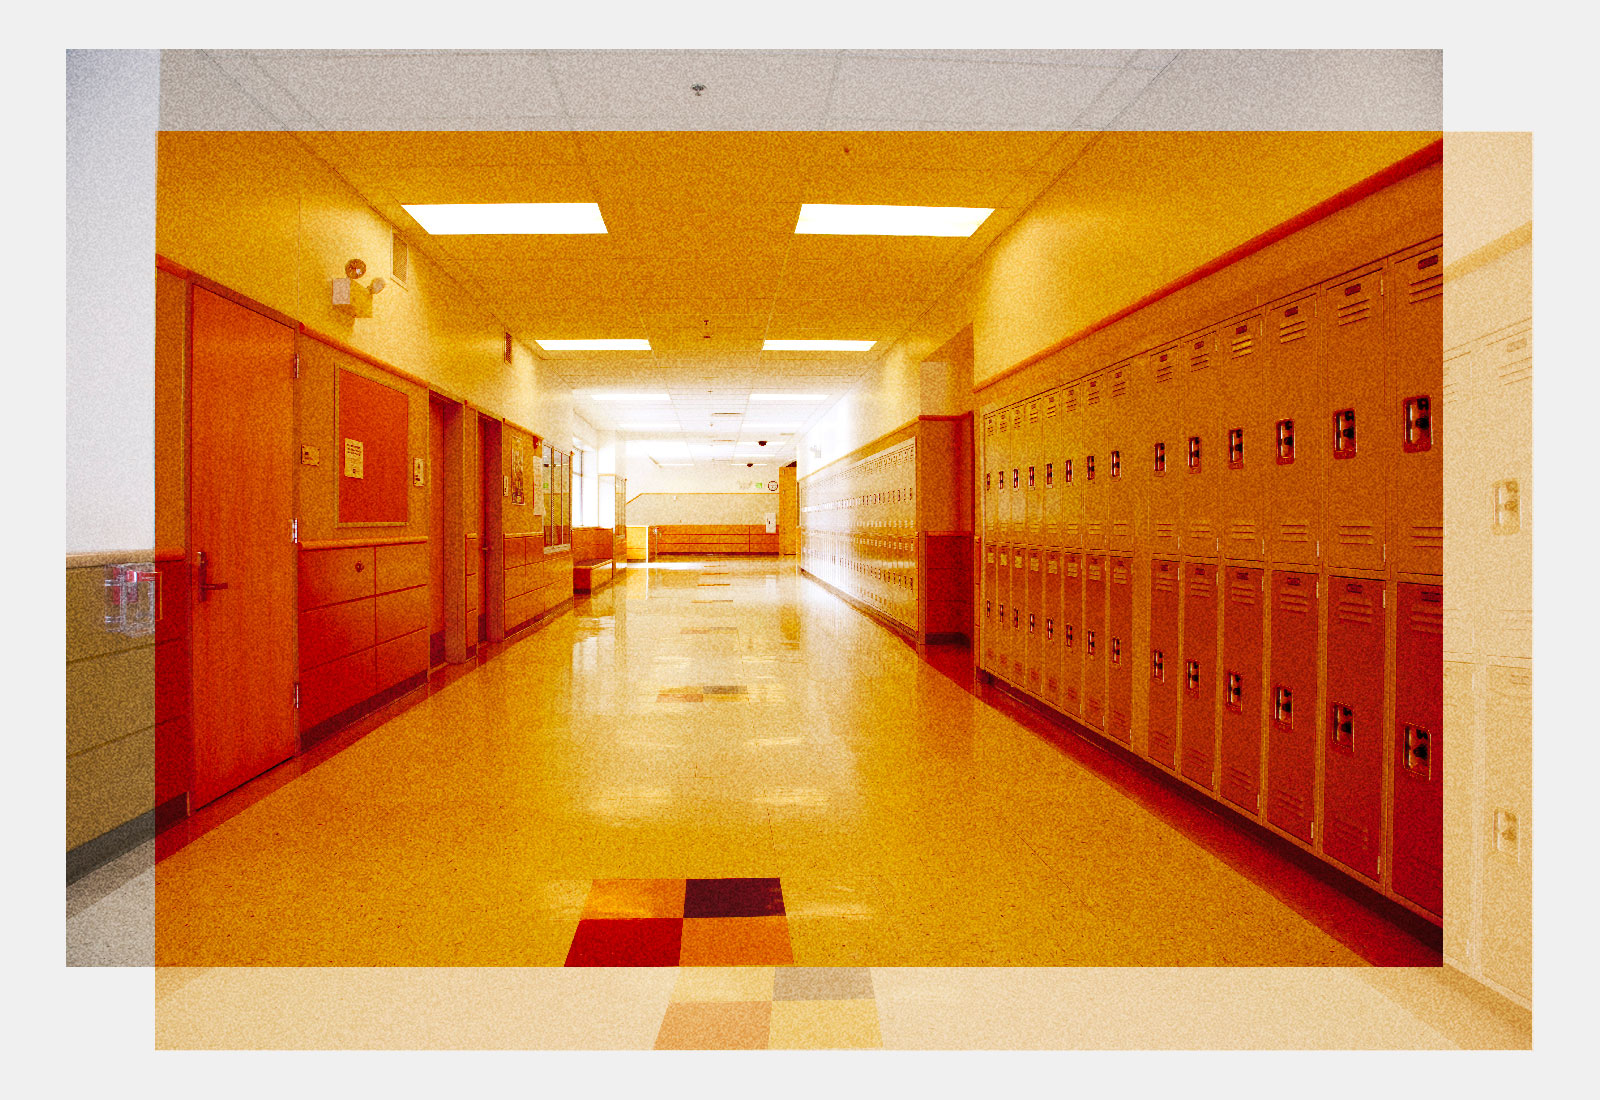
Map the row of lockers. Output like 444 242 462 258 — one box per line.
980 544 1442 919
800 531 918 630
981 238 1443 577
800 437 918 534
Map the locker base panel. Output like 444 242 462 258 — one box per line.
977 670 1445 955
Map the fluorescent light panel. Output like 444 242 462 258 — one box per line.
541 339 650 351
795 203 993 237
763 340 875 352
588 392 669 401
749 394 828 402
401 203 607 235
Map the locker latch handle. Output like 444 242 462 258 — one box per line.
1273 686 1294 727
1185 660 1200 692
1226 671 1243 712
1330 703 1355 753
1403 725 1433 779
1276 419 1295 465
1332 409 1357 458
1403 395 1433 452
1086 629 1096 656
1110 637 1121 664
1151 649 1165 682
1153 441 1166 474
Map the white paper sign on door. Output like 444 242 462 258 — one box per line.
764 513 777 534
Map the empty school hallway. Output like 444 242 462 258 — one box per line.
153 556 1406 970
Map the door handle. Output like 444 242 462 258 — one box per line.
196 550 230 601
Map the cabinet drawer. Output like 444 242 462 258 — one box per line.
300 596 375 670
375 627 428 691
376 584 428 644
299 547 374 610
375 542 428 595
299 646 375 729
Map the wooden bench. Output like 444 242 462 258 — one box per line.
573 558 614 593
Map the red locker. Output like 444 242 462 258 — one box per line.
1147 559 1181 769
995 545 1013 683
1025 547 1044 697
1105 362 1136 554
1060 553 1083 716
1394 581 1443 914
1323 575 1384 879
1264 292 1325 566
1179 562 1219 791
1266 570 1320 844
1060 385 1083 549
1083 374 1107 551
1323 264 1388 573
1180 330 1221 558
1083 554 1107 729
1024 397 1043 545
981 543 998 674
1042 550 1062 706
1146 343 1183 559
1219 566 1265 815
1107 555 1133 744
1388 240 1445 577
1042 391 1062 548
982 413 998 538
1009 543 1026 685
1008 405 1027 543
1220 313 1268 563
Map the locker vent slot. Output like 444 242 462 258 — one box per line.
1153 521 1177 542
1188 338 1212 372
1225 764 1255 797
1276 585 1313 617
1186 570 1214 600
1277 521 1312 545
1408 525 1444 552
1087 521 1104 541
1066 560 1080 577
1112 561 1129 585
1335 523 1377 547
1277 306 1309 343
1111 372 1128 398
1045 394 1057 417
1187 521 1214 542
1269 789 1308 823
1406 253 1444 303
1087 561 1102 581
1335 282 1373 325
1334 589 1374 625
1087 380 1101 405
1063 389 1078 411
1065 522 1081 541
1228 323 1256 358
1496 330 1532 385
1327 817 1369 850
1152 566 1179 595
1154 355 1174 383
1227 574 1258 605
1408 601 1445 636
1229 521 1259 544
1111 521 1134 542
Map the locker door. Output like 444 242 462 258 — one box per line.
1266 570 1320 843
1219 566 1265 815
1220 313 1268 563
982 544 998 673
1024 397 1043 545
1061 552 1083 716
1025 548 1044 697
1147 559 1181 769
1181 330 1221 558
1324 265 1388 573
1060 385 1083 549
1010 544 1026 685
1106 363 1135 554
1180 562 1219 791
1083 373 1106 550
1107 554 1133 744
1083 553 1107 729
1009 404 1027 542
1146 345 1182 559
1042 390 1061 549
1394 581 1443 914
995 545 1012 682
1265 292 1325 566
995 410 1011 545
1323 574 1384 879
1388 240 1444 577
1043 550 1062 706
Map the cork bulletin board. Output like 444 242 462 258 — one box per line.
337 367 409 525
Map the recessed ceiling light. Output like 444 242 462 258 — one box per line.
618 423 680 431
743 425 801 431
763 340 875 352
588 392 670 401
401 203 607 235
794 203 993 237
540 340 651 351
749 394 828 402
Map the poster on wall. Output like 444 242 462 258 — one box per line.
533 446 545 516
511 438 526 506
343 438 364 479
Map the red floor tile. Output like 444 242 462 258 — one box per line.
563 918 682 966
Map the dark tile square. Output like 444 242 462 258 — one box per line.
684 877 786 918
563 918 682 966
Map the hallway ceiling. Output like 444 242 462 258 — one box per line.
158 49 1441 462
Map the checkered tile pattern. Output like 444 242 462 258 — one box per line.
564 878 793 967
655 967 882 1049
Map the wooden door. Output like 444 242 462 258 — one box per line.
188 287 298 807
428 395 446 664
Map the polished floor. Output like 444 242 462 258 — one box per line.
75 557 1530 1046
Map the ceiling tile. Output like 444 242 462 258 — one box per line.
159 52 283 130
548 52 835 124
830 58 1120 126
839 50 1136 68
250 51 567 123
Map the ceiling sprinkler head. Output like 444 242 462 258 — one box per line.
691 83 707 97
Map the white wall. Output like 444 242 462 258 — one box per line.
65 50 159 553
623 449 780 526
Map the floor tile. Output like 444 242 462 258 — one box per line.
654 1001 772 1050
564 918 683 966
679 916 795 966
767 998 882 1049
684 877 785 918
671 966 777 1003
580 878 688 920
773 966 873 1001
